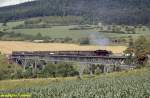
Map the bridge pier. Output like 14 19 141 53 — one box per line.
23 59 27 71
88 64 93 76
79 64 85 78
32 63 35 74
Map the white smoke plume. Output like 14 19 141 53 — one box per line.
89 33 109 46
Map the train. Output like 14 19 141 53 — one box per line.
11 50 112 57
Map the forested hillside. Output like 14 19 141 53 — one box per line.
0 0 150 25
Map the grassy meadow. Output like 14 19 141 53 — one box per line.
11 26 95 39
7 24 150 39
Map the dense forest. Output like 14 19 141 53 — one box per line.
0 0 150 25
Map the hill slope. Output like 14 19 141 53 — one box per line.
0 0 150 25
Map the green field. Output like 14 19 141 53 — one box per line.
11 26 97 39
0 17 150 41
102 28 150 38
0 16 150 39
10 26 150 38
0 67 150 97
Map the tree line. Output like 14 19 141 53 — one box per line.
0 0 150 25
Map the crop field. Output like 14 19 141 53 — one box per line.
0 68 150 97
0 41 126 54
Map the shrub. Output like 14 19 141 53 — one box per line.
79 37 90 45
0 55 23 80
42 62 79 78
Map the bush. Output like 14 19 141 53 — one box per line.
57 63 79 77
0 55 23 80
42 62 79 78
79 37 90 45
22 67 33 78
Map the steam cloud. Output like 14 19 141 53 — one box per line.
89 33 109 46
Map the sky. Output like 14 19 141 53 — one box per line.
0 0 34 7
